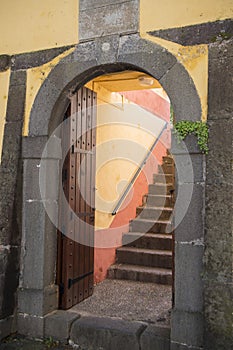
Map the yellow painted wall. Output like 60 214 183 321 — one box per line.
142 34 208 121
23 47 75 136
93 89 166 229
0 0 78 55
140 0 233 32
0 70 11 163
140 0 233 122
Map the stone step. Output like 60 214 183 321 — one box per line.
122 232 173 250
153 173 174 185
130 218 172 233
148 184 174 196
162 155 174 165
159 163 175 175
107 264 172 285
136 206 173 220
146 194 173 207
116 247 172 268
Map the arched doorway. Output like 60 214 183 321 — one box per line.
56 71 173 310
19 34 205 348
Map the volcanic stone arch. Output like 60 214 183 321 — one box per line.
21 34 204 348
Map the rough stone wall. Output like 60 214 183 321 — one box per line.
0 69 26 339
0 48 69 340
204 38 233 350
0 2 232 348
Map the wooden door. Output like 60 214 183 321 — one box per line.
57 87 97 309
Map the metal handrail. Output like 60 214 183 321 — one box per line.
112 122 168 215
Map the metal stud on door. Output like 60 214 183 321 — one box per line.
57 87 96 309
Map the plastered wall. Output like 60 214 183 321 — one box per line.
0 0 231 161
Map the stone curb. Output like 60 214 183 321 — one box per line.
44 311 171 350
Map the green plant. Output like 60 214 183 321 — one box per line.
173 120 209 154
44 337 58 348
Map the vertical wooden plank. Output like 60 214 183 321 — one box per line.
57 87 96 309
78 88 85 303
89 89 97 297
91 91 97 295
85 88 92 298
73 89 81 305
64 101 76 309
70 94 78 306
83 87 89 301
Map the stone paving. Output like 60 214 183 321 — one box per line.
1 280 172 349
72 279 172 325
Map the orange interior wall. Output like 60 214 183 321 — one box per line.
94 90 171 284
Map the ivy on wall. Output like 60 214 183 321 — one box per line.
170 106 209 154
173 121 209 154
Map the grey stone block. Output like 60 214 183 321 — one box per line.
205 182 233 238
29 78 64 136
23 159 41 200
11 46 73 70
0 55 10 72
0 250 8 275
204 231 233 283
160 63 202 122
79 0 139 41
206 118 233 185
7 70 26 86
140 325 170 350
171 134 202 155
23 158 60 201
208 38 233 118
149 19 233 46
17 313 44 337
205 182 233 235
21 201 58 289
43 219 58 287
171 309 203 348
0 274 5 311
171 342 203 350
22 136 48 159
21 202 45 289
0 122 22 250
174 154 205 184
6 83 26 121
0 246 20 319
204 281 233 350
44 310 80 341
0 315 16 341
18 285 58 316
40 134 62 160
95 35 120 65
174 243 204 312
208 36 233 60
118 34 176 81
70 315 146 350
1 121 22 170
175 183 204 242
80 0 130 10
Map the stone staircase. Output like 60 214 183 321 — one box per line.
107 154 175 285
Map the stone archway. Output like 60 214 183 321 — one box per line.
19 33 205 349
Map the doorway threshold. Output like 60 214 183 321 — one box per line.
45 280 172 350
72 279 171 325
